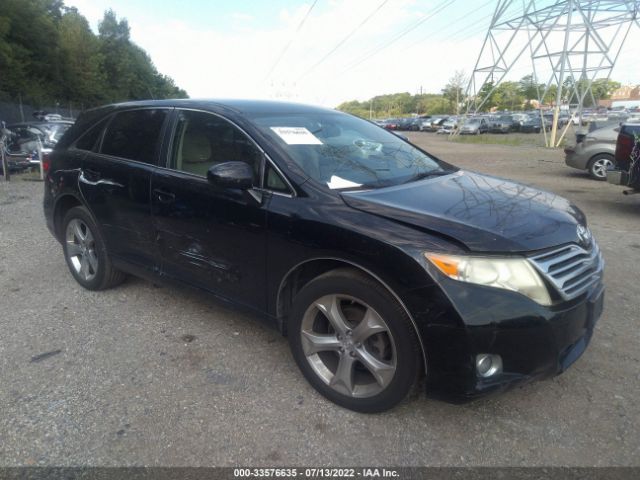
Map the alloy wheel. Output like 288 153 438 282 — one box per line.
300 294 397 398
65 218 99 282
591 157 613 179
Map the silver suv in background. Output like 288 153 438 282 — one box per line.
564 125 618 180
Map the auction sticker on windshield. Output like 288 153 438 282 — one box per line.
270 127 323 145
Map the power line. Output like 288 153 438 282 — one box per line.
296 0 390 82
263 0 320 84
404 0 495 50
341 0 457 75
448 12 496 41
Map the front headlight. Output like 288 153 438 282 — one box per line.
424 252 552 306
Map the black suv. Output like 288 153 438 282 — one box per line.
44 99 605 412
608 122 640 192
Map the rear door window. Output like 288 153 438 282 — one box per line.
101 109 168 165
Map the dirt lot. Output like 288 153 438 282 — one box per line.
0 134 638 467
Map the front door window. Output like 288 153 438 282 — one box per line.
170 110 262 182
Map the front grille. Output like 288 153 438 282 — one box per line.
528 242 604 301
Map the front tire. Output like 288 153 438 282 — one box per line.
62 206 126 290
288 268 421 413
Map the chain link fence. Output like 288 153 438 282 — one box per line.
0 101 79 125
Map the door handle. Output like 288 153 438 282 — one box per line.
153 188 175 204
79 171 124 188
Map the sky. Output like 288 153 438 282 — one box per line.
66 0 640 108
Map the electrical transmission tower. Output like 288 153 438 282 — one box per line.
465 0 640 147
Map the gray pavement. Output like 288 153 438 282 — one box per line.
0 134 638 466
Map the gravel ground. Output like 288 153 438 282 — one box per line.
0 135 638 467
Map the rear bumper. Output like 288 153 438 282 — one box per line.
43 175 56 238
564 149 589 169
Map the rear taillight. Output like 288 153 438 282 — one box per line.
615 134 633 170
42 152 51 174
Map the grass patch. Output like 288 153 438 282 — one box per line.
450 134 534 147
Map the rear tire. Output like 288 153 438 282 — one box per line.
288 268 422 413
62 206 126 290
588 154 613 181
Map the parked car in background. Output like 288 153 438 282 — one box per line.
5 124 46 153
511 113 529 131
7 121 74 150
0 126 31 173
44 99 604 413
0 155 31 174
459 117 488 135
5 121 74 167
41 121 74 144
574 119 621 144
489 115 514 133
418 118 432 131
436 117 458 134
608 122 640 192
564 125 618 180
520 116 544 133
0 147 31 174
397 117 424 131
382 118 399 130
425 117 448 132
396 118 414 131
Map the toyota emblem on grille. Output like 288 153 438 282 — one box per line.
577 224 592 247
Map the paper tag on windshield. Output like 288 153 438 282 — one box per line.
270 127 323 145
327 175 362 190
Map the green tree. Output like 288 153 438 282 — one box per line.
494 81 524 110
476 81 498 111
441 71 466 114
58 8 105 107
0 2 186 109
518 74 546 108
0 0 62 102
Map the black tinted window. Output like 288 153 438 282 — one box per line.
101 109 167 164
171 110 262 181
265 162 290 193
75 119 107 151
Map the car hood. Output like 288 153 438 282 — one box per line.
340 171 587 253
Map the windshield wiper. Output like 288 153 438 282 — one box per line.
402 169 453 184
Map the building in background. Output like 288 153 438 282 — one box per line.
600 85 640 109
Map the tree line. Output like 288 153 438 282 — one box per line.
337 72 621 118
0 0 187 112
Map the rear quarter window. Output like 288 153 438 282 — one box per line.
100 109 168 165
74 118 108 151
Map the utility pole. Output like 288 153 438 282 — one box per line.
464 0 640 147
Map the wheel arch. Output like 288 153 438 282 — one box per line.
588 151 614 164
53 194 84 241
276 257 428 373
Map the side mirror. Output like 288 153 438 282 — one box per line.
207 161 254 190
